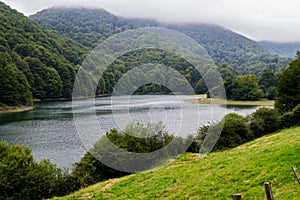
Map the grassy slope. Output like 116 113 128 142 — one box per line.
53 127 300 200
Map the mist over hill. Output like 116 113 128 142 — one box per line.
31 7 291 75
259 41 300 58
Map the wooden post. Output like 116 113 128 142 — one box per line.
292 166 300 186
264 182 274 200
232 193 242 200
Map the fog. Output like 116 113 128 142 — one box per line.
2 0 300 42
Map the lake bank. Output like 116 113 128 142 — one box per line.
0 105 35 114
187 97 274 106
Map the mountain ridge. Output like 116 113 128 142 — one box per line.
30 7 291 74
258 41 300 58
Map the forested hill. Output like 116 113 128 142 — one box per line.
161 24 289 74
0 2 93 106
31 7 291 74
0 3 293 106
259 41 300 58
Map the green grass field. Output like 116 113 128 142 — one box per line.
52 126 300 199
0 106 34 114
187 97 274 106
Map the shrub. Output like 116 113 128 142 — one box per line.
187 124 210 153
189 113 251 152
281 104 300 128
214 113 252 150
72 150 128 187
249 107 281 137
281 111 295 128
293 104 300 123
0 141 65 200
72 122 183 188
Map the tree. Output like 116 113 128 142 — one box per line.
55 62 76 98
230 74 264 100
275 52 300 113
259 68 278 100
24 57 48 99
0 59 32 105
45 67 63 98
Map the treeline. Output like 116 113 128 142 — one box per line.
86 49 279 99
95 49 208 95
220 65 279 100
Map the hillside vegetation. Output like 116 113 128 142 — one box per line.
52 126 300 200
31 7 291 74
0 3 293 107
0 2 94 106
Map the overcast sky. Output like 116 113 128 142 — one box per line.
2 0 300 42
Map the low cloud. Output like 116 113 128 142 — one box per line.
3 0 300 42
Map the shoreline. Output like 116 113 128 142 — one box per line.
0 105 35 114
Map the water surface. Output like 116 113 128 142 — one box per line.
0 95 260 168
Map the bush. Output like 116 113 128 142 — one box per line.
72 150 128 187
189 107 297 154
0 141 66 200
214 113 252 150
249 107 281 137
281 104 300 128
189 113 251 152
72 122 184 188
281 111 295 128
187 124 210 153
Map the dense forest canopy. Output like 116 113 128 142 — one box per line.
31 7 291 74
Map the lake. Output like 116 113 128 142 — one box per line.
0 95 261 169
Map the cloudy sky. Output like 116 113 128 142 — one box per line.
2 0 300 42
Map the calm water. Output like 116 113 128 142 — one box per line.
0 95 260 168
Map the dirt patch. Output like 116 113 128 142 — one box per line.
80 193 94 199
99 179 119 191
190 154 206 159
249 143 258 148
